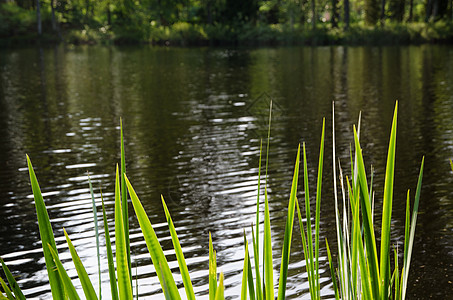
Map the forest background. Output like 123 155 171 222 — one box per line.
1 0 453 47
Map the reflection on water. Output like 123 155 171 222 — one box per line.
1 45 453 299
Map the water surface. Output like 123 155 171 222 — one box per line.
1 45 453 299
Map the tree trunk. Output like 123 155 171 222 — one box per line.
408 0 413 21
344 0 350 30
380 0 386 24
36 0 42 35
107 0 111 25
311 0 316 29
332 0 338 28
50 0 57 31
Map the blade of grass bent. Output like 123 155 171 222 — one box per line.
64 229 98 300
380 102 398 300
162 196 195 300
277 144 300 300
26 155 66 300
401 157 424 300
101 194 119 300
124 175 180 299
114 166 133 300
48 244 80 300
0 258 25 300
0 277 14 300
209 232 217 300
88 175 101 299
120 119 132 282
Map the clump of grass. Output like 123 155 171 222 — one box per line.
0 102 423 300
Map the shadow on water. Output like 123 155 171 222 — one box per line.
0 45 453 299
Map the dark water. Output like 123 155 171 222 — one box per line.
0 45 453 299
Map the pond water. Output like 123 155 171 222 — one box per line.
1 45 453 299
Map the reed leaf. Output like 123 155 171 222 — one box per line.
380 103 398 300
88 175 101 299
0 258 25 300
124 175 180 299
26 155 66 299
277 143 300 300
254 140 263 300
101 194 119 300
0 277 14 300
326 239 339 300
161 196 195 300
241 238 249 300
215 273 224 300
114 166 133 300
209 232 217 300
120 119 132 282
48 244 80 300
247 228 257 300
296 200 314 300
263 187 274 300
63 229 98 300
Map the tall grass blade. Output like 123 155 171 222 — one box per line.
296 199 314 300
246 229 257 300
114 166 133 300
0 258 25 300
277 144 300 300
450 159 453 172
241 238 249 300
326 239 339 300
401 157 424 300
380 102 398 299
263 187 273 300
48 244 80 300
353 125 380 298
254 140 263 300
161 196 195 300
63 229 98 299
314 119 325 297
215 273 224 300
0 277 14 300
120 119 132 281
209 232 217 300
88 175 101 299
26 155 66 299
101 193 119 300
302 143 316 299
124 175 180 299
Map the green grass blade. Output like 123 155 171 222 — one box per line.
302 142 316 299
380 102 398 300
254 139 263 300
124 174 180 299
394 248 400 300
0 258 26 300
326 239 339 300
101 193 119 300
161 196 195 300
450 159 453 172
215 273 224 300
263 187 274 300
114 166 133 300
277 144 300 300
26 155 66 299
314 119 325 298
353 126 380 298
241 237 249 300
0 277 14 300
88 175 102 299
209 232 217 300
401 157 424 300
48 244 80 300
296 199 314 300
64 229 98 300
120 119 132 282
246 229 257 300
